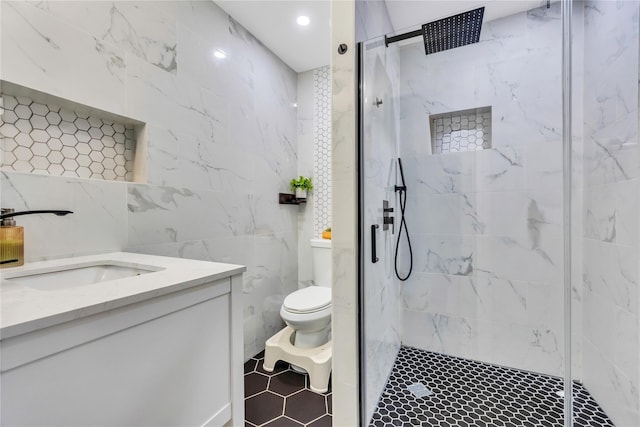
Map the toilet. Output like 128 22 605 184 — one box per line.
281 238 332 348
263 238 332 393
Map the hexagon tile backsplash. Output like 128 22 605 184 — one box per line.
0 94 135 181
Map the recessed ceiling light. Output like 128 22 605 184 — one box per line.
213 49 227 59
297 15 310 26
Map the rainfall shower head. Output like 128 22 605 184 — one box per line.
384 7 485 56
422 7 484 55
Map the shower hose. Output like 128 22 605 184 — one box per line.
394 186 413 281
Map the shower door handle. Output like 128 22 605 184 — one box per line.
371 224 379 263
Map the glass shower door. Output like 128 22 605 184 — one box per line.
576 0 640 426
358 35 404 423
359 2 576 425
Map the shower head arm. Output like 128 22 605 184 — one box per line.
384 29 423 47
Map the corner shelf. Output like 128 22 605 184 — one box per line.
279 193 306 205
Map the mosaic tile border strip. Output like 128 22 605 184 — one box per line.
244 351 332 427
370 346 614 427
313 66 332 238
0 94 135 181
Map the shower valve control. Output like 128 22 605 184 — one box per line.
383 200 394 233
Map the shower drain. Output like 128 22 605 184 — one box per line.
406 382 433 398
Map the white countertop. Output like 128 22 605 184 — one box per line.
0 252 245 339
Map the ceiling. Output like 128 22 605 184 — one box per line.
215 1 330 73
386 1 551 35
215 0 552 74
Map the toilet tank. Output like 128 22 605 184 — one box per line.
310 238 332 288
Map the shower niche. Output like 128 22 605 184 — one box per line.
0 80 146 183
429 106 491 154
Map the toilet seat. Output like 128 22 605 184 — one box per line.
283 287 332 314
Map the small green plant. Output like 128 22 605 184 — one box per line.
290 176 313 192
324 227 331 232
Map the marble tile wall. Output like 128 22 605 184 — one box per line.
581 1 639 425
0 0 298 361
332 1 359 425
398 3 567 377
355 0 395 43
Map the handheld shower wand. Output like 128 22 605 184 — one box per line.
394 158 413 281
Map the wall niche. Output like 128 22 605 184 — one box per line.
430 106 492 154
0 80 146 182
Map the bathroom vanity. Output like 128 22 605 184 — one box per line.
0 252 245 427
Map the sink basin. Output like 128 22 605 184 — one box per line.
3 263 162 291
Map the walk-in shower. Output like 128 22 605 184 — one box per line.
358 1 639 426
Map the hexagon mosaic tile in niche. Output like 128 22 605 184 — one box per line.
431 106 492 154
0 94 134 181
370 346 614 427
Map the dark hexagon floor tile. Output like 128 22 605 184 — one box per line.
285 390 328 424
308 414 332 427
326 393 332 414
256 359 290 376
269 370 307 396
244 358 257 374
262 416 304 426
245 372 269 397
245 391 284 426
245 351 331 426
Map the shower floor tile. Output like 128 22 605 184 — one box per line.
244 351 332 427
370 346 614 427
